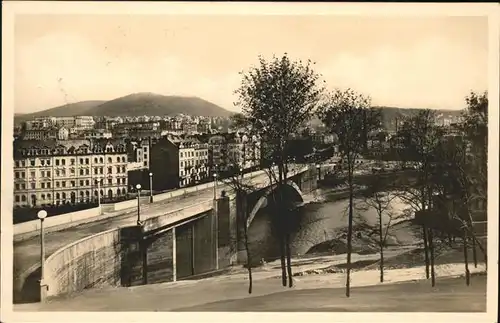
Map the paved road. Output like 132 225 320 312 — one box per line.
13 166 306 293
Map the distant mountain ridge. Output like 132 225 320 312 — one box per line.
14 92 234 124
15 94 461 129
14 101 106 123
373 106 462 130
308 106 461 130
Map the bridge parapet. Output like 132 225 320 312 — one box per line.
142 200 214 234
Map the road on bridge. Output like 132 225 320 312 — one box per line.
13 165 308 296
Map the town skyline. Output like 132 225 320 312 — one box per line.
15 14 487 115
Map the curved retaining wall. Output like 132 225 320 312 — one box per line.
44 227 127 298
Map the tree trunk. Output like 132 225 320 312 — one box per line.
242 209 253 294
285 233 293 287
277 164 287 287
279 222 287 287
470 233 487 266
422 224 430 279
463 230 471 286
471 227 478 268
379 211 384 283
428 228 436 287
421 188 430 279
346 164 354 297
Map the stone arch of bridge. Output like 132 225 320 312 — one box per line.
246 180 304 228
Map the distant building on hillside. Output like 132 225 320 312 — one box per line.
182 122 198 135
82 129 113 140
197 119 212 134
21 126 69 141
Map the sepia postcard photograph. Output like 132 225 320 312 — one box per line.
1 2 499 323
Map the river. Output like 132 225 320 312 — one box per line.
246 186 412 265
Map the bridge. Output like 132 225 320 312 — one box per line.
14 164 322 303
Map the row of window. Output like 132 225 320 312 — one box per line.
180 150 208 158
14 156 127 168
180 169 208 177
14 177 128 191
20 146 126 156
180 158 208 168
14 188 129 203
15 165 128 179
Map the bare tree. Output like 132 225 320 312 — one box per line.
460 91 488 267
431 128 487 285
234 53 325 288
394 109 444 281
360 177 398 283
317 88 381 297
217 145 272 294
220 165 258 294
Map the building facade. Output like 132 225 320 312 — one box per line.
73 116 96 131
13 139 129 208
149 135 210 190
82 129 113 140
206 132 261 173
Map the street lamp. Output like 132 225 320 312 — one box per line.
37 209 48 300
136 184 142 226
316 164 321 180
149 172 153 203
213 173 218 200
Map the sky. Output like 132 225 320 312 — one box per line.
14 14 488 114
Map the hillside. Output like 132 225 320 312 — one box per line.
15 93 233 122
374 106 462 130
90 93 232 117
14 100 106 124
307 106 461 132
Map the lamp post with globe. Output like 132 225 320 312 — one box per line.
213 173 218 200
37 210 48 300
149 172 153 203
136 184 142 225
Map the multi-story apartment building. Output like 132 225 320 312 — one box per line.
74 116 96 131
25 117 57 130
197 120 212 134
126 137 151 169
149 135 209 190
54 116 77 128
21 127 69 141
181 122 198 135
205 132 261 173
22 128 58 141
94 116 123 130
13 139 129 208
82 129 113 140
178 137 210 187
112 121 161 138
161 118 182 132
207 134 227 170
